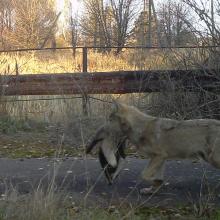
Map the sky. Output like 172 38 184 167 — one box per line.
55 0 216 18
55 0 219 33
56 0 82 15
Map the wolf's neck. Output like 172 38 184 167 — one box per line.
130 111 155 130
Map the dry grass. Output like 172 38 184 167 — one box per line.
0 48 170 75
0 50 81 74
0 50 133 74
0 181 218 220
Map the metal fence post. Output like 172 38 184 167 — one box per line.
82 47 90 116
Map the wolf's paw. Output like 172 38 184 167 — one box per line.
153 179 163 187
139 181 164 195
139 186 156 195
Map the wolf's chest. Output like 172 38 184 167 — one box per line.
129 130 156 155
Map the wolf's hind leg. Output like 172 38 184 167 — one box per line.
207 135 220 169
209 147 220 169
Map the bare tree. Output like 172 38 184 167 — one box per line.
81 0 137 53
81 0 112 50
0 0 13 49
69 1 79 57
181 0 220 68
158 0 194 46
110 0 137 53
153 0 220 120
5 0 57 48
183 0 220 44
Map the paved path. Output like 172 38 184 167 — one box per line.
0 157 220 207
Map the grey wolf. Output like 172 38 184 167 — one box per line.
86 124 127 184
109 101 220 191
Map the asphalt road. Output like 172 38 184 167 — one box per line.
0 157 220 207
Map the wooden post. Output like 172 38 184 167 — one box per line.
82 47 88 72
82 47 89 116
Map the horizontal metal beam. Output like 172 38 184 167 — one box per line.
0 69 219 96
1 45 220 53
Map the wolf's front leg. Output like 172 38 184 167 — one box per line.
142 156 165 181
140 156 165 194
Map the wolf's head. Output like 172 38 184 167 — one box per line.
109 101 154 135
109 101 138 134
